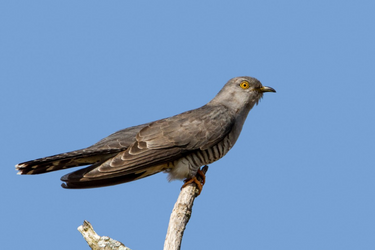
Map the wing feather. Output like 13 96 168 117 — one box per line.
62 104 235 187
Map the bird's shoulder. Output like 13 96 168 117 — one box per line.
137 104 236 150
86 104 235 152
87 123 150 151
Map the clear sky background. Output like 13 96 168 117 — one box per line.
1 1 374 249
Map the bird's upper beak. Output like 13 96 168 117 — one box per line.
259 86 276 93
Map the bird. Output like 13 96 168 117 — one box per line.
16 76 275 194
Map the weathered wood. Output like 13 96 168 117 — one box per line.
78 166 208 250
78 220 131 250
163 166 208 250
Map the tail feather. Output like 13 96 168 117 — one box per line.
16 149 119 175
61 171 153 189
61 162 167 189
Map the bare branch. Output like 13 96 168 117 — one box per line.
78 220 131 250
164 166 208 250
78 166 208 250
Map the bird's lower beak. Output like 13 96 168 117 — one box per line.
260 86 276 93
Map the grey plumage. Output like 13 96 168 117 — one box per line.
16 76 275 189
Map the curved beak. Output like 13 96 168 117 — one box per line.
260 86 276 93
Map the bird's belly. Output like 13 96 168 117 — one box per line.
165 135 233 181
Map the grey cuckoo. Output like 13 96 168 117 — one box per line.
16 76 275 194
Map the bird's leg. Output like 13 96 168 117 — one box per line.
196 168 206 185
181 167 207 196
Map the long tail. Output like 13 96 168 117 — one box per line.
16 149 119 175
61 165 161 189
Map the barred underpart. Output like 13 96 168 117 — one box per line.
166 135 233 180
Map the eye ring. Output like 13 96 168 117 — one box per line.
240 81 250 89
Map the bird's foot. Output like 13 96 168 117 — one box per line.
181 168 206 196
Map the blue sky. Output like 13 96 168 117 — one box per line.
1 1 374 249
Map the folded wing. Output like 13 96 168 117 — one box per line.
62 104 235 188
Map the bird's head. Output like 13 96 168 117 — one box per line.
209 76 276 112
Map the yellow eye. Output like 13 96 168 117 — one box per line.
240 81 250 89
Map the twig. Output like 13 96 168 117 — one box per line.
78 220 131 250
